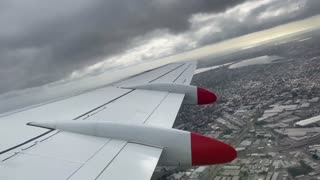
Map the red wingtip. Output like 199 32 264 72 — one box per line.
197 87 217 105
191 132 237 166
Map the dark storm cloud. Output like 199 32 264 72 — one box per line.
0 0 247 94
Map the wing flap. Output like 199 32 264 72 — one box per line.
150 63 189 83
0 152 81 180
114 63 182 87
173 62 197 84
68 139 127 180
24 131 110 163
144 93 185 127
0 132 161 180
82 89 169 124
97 143 162 180
0 132 127 180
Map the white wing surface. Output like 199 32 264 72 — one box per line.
0 62 197 180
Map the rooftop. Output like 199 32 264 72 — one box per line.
295 115 320 126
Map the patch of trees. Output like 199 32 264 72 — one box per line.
287 160 313 177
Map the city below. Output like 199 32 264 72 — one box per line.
154 29 320 180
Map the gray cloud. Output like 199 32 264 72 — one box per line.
0 0 247 94
0 0 319 94
190 0 320 46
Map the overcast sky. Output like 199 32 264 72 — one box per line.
0 0 319 94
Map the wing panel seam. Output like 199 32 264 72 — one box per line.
111 63 173 85
66 138 113 180
149 63 185 83
0 129 54 159
142 92 169 124
73 90 135 120
173 64 192 83
17 151 83 164
95 142 128 180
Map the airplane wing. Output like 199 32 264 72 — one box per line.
0 62 235 180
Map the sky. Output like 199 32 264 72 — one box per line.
1 0 320 95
